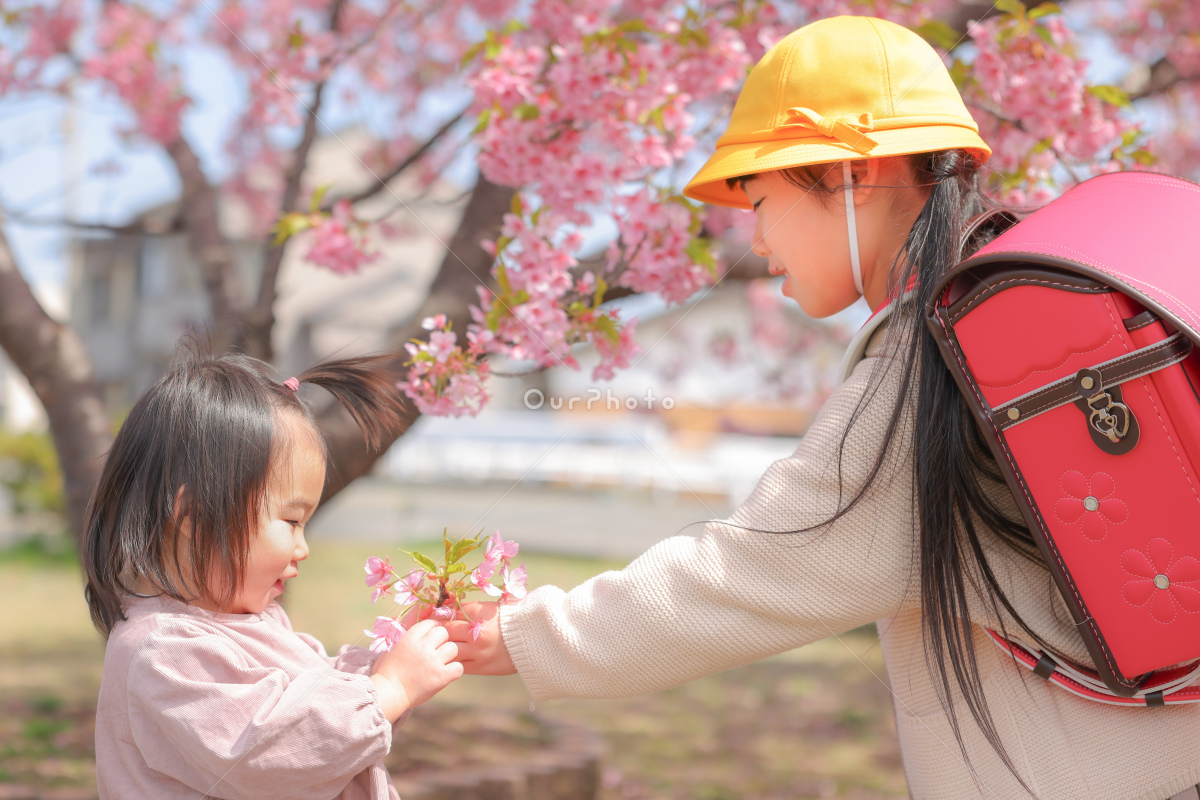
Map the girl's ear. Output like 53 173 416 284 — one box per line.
850 158 882 203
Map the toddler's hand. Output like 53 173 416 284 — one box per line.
369 619 462 722
445 602 516 676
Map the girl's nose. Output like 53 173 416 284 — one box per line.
295 530 310 562
751 215 770 258
751 232 771 259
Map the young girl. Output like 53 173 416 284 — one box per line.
448 15 1200 800
83 337 463 800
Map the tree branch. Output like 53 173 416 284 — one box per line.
1130 57 1199 101
166 137 248 352
0 224 111 545
246 0 348 361
326 107 469 212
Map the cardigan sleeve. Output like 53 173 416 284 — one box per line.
125 622 392 800
499 343 922 701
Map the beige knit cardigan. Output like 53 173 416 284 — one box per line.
499 312 1200 800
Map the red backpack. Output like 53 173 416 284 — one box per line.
927 171 1200 706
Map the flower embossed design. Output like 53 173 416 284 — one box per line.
1054 470 1128 541
1122 538 1200 624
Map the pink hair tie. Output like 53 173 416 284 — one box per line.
282 377 300 392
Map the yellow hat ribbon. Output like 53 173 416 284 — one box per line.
775 106 880 153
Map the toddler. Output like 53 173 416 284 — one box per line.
84 336 462 800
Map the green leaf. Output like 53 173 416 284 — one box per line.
685 237 717 277
1121 129 1141 148
470 106 493 135
1028 2 1062 19
1087 84 1132 108
410 551 438 574
947 59 971 90
449 537 481 563
1034 25 1054 46
593 274 608 307
510 192 524 218
513 103 540 120
460 40 485 69
995 0 1027 18
446 563 468 574
617 18 649 33
1129 148 1158 165
910 20 961 52
309 184 330 213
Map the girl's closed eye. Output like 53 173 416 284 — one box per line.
752 198 763 211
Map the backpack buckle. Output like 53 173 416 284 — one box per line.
1086 390 1131 443
1074 368 1139 455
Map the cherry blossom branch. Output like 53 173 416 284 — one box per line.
1130 57 1200 101
331 107 470 213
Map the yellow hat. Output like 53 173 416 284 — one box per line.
682 15 992 209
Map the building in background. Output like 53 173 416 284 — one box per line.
67 126 468 411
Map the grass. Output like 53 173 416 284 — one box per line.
0 536 907 799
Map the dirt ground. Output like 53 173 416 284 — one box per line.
0 538 908 799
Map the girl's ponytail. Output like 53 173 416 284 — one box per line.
284 354 409 452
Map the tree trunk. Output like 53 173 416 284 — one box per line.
317 174 514 503
0 227 111 545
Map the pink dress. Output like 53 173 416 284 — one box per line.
95 592 403 800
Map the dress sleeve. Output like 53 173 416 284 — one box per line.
126 622 392 800
292 631 380 677
499 347 922 701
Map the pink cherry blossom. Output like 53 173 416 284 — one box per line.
431 605 456 622
485 531 519 563
468 618 485 641
365 616 407 653
504 564 529 602
305 200 380 274
364 556 395 588
393 569 426 606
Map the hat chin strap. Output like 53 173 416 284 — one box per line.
842 160 863 295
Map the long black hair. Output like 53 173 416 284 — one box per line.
725 148 1052 797
81 332 407 637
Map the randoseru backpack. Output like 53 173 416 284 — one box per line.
926 171 1200 706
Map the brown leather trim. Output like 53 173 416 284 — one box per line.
1033 652 1057 680
990 333 1193 430
925 300 1146 697
957 208 1022 257
1124 310 1158 332
1145 690 1165 707
945 266 1109 322
945 250 1200 352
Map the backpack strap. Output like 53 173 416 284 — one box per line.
958 207 1022 257
985 628 1200 706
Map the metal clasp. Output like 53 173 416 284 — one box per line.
1086 389 1132 443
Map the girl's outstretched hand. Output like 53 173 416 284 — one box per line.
445 601 516 675
369 619 463 722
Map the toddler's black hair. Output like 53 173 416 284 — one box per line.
82 331 406 637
